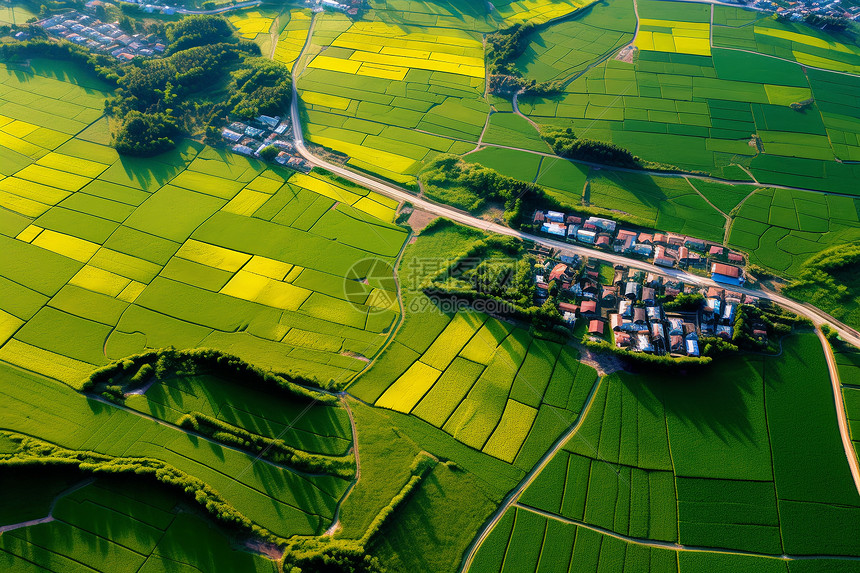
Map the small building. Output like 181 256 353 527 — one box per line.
257 115 281 128
667 234 685 247
633 307 648 324
533 211 545 224
706 287 724 299
546 210 565 223
716 324 733 339
670 335 685 353
685 338 700 357
653 233 668 245
585 216 617 232
721 303 736 324
624 282 640 301
580 300 598 316
642 287 656 305
595 234 611 248
632 243 653 257
619 299 633 318
588 320 605 335
638 233 653 245
668 318 684 335
711 263 743 285
728 252 744 264
541 222 567 236
645 273 661 288
601 285 618 304
221 129 242 142
576 229 597 244
685 238 705 251
615 332 631 347
709 245 725 257
558 302 579 314
548 263 568 282
706 297 722 315
232 144 254 156
635 333 655 353
566 215 582 225
616 229 637 243
646 305 662 322
610 313 623 331
653 246 674 268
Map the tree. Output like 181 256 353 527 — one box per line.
258 145 278 161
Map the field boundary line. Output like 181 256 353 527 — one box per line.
818 328 860 497
513 502 860 561
459 374 605 572
0 478 94 535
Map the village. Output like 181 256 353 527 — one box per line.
529 209 770 359
533 209 746 285
33 7 166 60
531 248 766 358
220 115 311 170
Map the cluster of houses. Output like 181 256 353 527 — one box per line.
307 0 364 16
221 115 311 170
36 11 165 61
751 0 860 23
533 210 746 286
534 254 762 357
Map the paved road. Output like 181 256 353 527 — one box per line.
288 91 860 348
174 0 261 15
820 329 860 496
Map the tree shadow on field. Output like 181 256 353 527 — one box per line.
595 170 669 216
625 352 764 447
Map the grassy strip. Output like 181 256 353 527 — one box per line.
177 412 355 479
281 452 437 573
0 432 285 546
83 347 337 405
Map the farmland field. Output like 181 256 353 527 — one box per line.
351 220 599 470
4 0 860 571
470 333 860 570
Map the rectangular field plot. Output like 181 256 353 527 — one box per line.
299 16 489 182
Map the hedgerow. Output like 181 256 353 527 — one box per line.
82 347 336 405
0 432 285 546
177 412 355 479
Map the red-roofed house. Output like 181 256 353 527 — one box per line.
709 245 724 256
558 302 579 313
653 233 667 245
580 300 598 315
728 252 744 263
588 320 605 335
711 263 742 284
548 263 568 282
638 233 653 244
